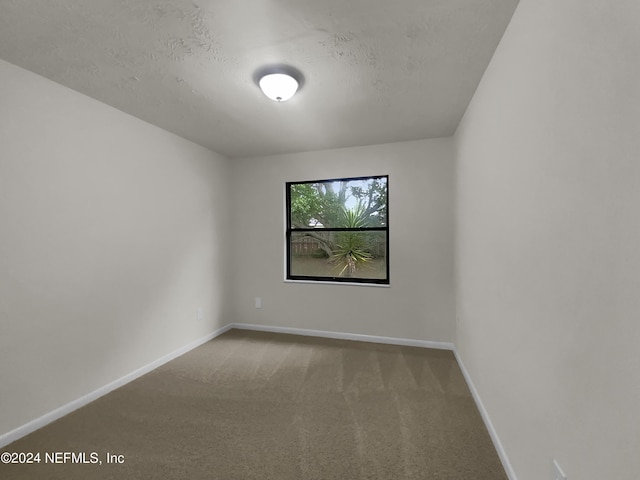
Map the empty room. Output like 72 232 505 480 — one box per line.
1 1 638 479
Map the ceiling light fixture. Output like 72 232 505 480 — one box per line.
258 72 299 102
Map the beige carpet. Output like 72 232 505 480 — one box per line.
1 329 507 479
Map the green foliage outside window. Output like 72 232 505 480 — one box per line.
287 176 388 283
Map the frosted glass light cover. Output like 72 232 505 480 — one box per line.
259 73 298 102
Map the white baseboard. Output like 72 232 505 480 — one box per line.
0 324 233 448
453 348 518 480
228 322 456 351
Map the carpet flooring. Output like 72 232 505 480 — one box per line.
1 329 507 479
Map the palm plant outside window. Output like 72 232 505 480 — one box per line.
286 175 389 284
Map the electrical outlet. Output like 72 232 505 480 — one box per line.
255 297 262 309
552 460 567 480
196 307 204 320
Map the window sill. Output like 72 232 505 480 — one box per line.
284 279 390 288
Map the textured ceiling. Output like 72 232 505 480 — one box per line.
0 0 519 158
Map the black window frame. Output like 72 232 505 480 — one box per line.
285 174 389 285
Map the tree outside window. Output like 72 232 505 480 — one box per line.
286 175 389 284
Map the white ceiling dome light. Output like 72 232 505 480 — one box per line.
256 66 302 102
259 73 299 102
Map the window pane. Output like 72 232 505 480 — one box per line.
289 231 387 280
289 177 387 229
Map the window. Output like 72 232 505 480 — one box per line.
286 175 389 284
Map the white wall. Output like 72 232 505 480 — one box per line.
229 138 455 343
455 1 640 479
0 59 231 438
